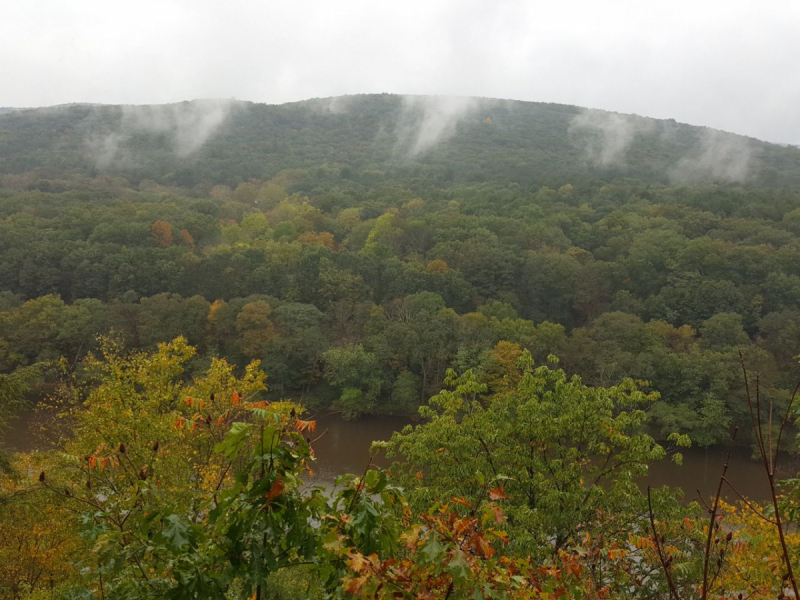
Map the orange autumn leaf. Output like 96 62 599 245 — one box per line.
562 554 582 578
493 529 510 543
294 419 317 433
489 486 509 501
266 477 285 502
477 535 495 558
344 574 370 594
488 504 506 524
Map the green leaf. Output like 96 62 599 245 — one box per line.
447 549 471 582
214 422 253 459
475 470 485 486
162 514 190 549
420 536 444 564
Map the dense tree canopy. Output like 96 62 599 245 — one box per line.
1 167 800 441
3 94 800 598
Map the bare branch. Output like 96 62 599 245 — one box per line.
702 427 737 600
720 478 776 525
647 486 681 600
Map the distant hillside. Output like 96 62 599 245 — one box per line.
1 94 799 189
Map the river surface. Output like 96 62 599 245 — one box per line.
308 414 782 503
6 409 786 503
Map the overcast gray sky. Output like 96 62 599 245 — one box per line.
2 0 799 144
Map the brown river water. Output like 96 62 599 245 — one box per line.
6 408 788 504
308 414 784 504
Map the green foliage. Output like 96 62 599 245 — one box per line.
2 338 800 599
322 345 383 417
3 94 800 446
3 95 800 188
28 339 411 599
6 94 800 599
388 352 684 556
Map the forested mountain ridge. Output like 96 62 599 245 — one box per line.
2 94 800 448
7 96 800 598
2 94 800 188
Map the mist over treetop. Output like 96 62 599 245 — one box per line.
2 93 799 189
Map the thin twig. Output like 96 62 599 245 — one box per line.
695 489 713 514
98 560 105 600
647 486 681 600
740 353 766 460
773 378 800 470
702 427 737 600
310 428 329 444
707 532 733 597
740 357 800 599
756 374 763 454
721 477 776 525
769 391 774 475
